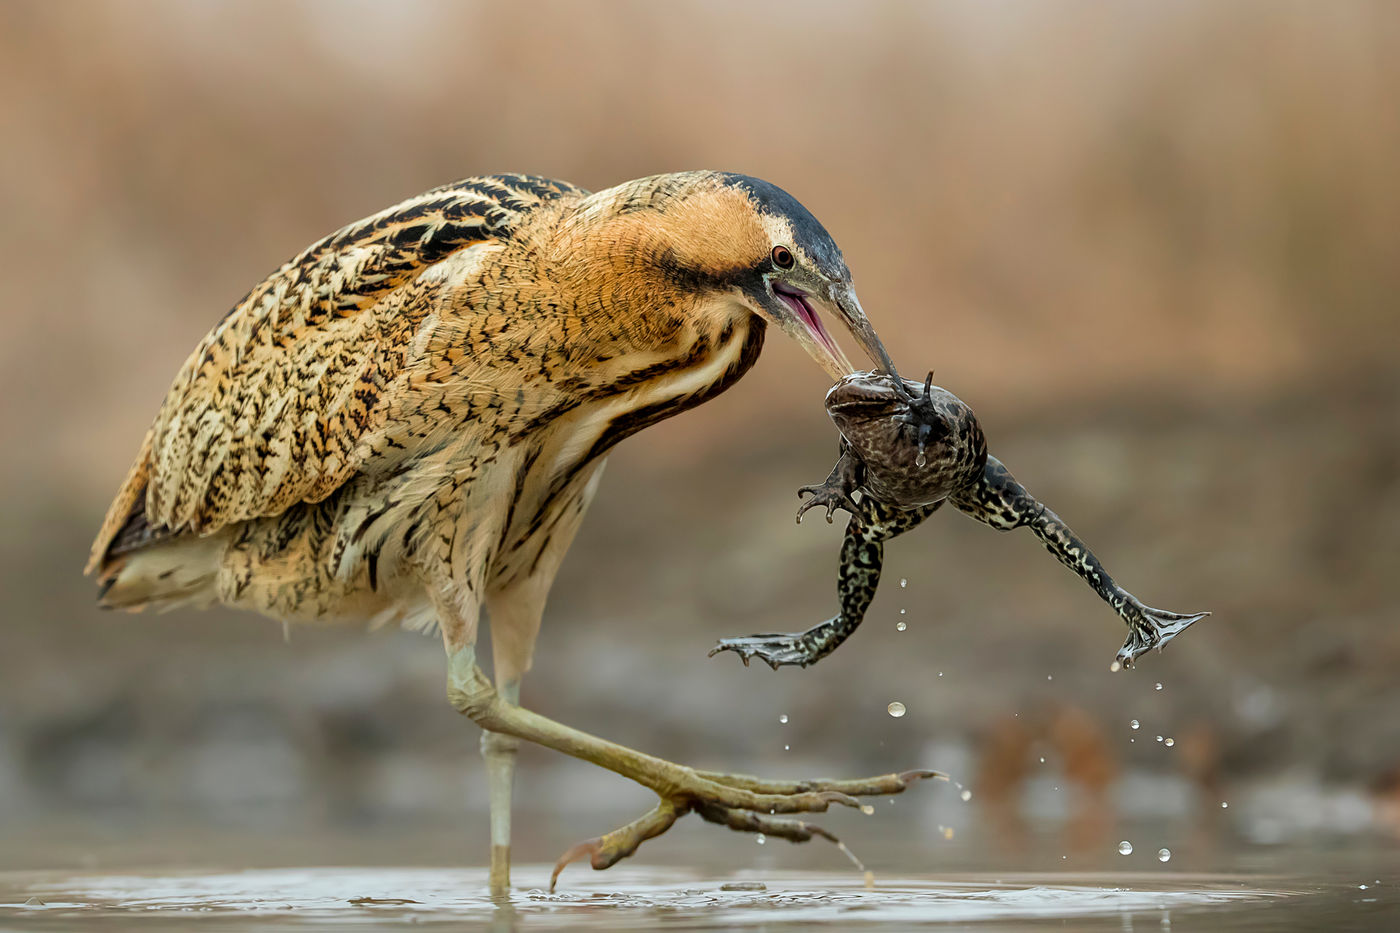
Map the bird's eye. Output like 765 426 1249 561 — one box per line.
771 245 795 269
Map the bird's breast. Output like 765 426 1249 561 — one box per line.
490 314 766 574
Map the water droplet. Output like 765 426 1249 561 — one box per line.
938 671 943 677
1130 720 1141 730
895 621 907 632
1039 757 1046 763
1220 801 1229 809
1164 737 1175 747
778 714 788 724
960 789 972 802
1047 674 1053 681
756 834 766 845
899 578 908 588
1156 735 1164 742
887 701 907 718
783 744 789 751
860 804 875 815
1155 682 1163 691
899 608 907 615
1118 840 1134 856
1157 848 1171 863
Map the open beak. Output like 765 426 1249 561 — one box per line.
828 282 901 381
771 282 853 380
769 281 900 383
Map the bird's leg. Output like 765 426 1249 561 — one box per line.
480 576 557 897
796 442 865 524
949 455 1210 668
712 497 940 668
444 645 939 889
480 680 519 897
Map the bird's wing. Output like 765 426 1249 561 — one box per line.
88 174 587 573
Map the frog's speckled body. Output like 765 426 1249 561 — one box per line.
712 372 1208 670
825 372 988 508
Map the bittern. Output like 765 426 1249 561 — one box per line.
88 172 938 894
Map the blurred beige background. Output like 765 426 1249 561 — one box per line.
2 1 1398 874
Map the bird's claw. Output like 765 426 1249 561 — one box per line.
709 632 817 669
1113 604 1211 669
550 800 687 891
550 767 944 890
796 483 859 524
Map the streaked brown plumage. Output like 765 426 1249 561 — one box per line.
88 171 929 892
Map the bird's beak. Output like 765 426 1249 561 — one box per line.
767 281 900 383
828 283 901 382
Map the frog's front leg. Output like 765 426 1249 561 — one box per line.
796 443 864 524
711 499 938 669
949 456 1209 669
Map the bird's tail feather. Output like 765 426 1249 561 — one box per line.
96 534 225 613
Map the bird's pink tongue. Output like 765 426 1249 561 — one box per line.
776 287 841 358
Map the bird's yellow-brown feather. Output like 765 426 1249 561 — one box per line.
88 174 587 576
89 171 777 630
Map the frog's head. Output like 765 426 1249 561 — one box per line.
825 371 985 496
824 371 919 430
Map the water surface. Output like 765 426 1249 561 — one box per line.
2 864 1392 931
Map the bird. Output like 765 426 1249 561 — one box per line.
86 171 943 894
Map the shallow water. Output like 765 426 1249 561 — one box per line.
1 865 1394 931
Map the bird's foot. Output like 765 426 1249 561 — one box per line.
1113 602 1211 669
796 481 859 524
708 616 849 670
550 768 943 890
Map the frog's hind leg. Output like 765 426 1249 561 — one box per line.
712 500 937 669
949 455 1209 669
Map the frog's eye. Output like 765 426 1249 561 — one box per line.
771 245 795 269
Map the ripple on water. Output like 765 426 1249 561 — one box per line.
0 867 1300 929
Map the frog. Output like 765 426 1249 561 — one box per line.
710 371 1209 670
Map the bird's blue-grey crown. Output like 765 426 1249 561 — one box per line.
716 172 896 382
720 173 850 282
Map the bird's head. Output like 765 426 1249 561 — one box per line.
577 172 899 382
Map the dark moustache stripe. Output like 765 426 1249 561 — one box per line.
507 318 766 556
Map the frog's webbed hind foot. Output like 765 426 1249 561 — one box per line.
1114 603 1211 669
708 632 820 670
709 617 848 670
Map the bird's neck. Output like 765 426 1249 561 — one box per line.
544 211 745 359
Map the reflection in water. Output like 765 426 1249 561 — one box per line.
0 866 1309 929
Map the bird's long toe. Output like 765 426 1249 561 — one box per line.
693 767 947 798
550 800 688 891
694 801 840 843
548 764 939 889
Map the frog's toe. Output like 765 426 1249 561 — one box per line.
1114 607 1211 668
709 633 818 670
796 485 859 524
